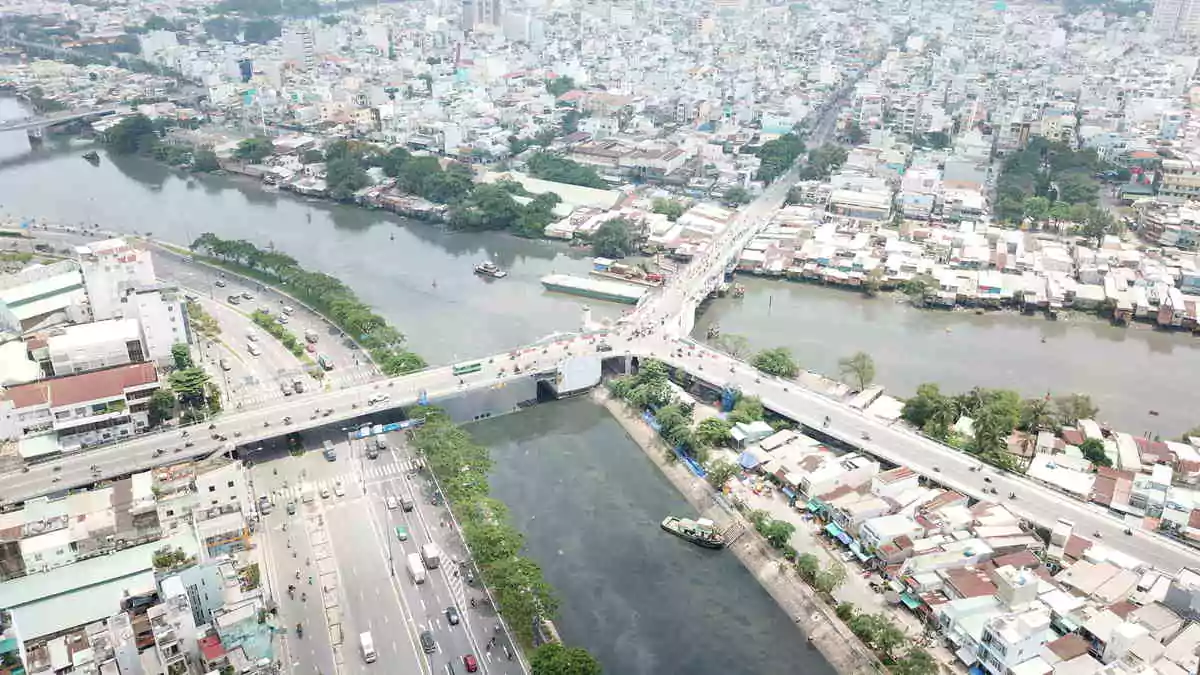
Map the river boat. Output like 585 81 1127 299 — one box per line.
82 150 100 164
661 516 724 549
474 261 507 279
540 274 646 305
707 325 721 339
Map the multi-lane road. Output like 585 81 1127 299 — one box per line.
252 426 522 675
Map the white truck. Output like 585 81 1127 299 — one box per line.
360 631 377 663
421 543 442 570
406 553 426 584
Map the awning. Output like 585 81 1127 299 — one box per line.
899 592 922 610
805 499 822 512
850 541 873 562
836 532 853 546
956 645 979 666
781 486 796 499
825 523 844 537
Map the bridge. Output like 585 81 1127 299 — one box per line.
1 136 1194 574
0 105 128 134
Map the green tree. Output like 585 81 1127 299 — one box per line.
844 123 867 145
695 418 733 448
242 18 280 44
1054 393 1099 426
704 457 739 488
590 218 637 258
1022 196 1051 227
530 643 602 675
168 367 211 409
723 185 752 205
651 198 685 221
837 351 875 391
325 156 370 202
170 343 193 370
755 132 806 182
1019 397 1056 433
105 114 158 155
872 618 908 661
728 395 765 425
814 561 846 594
892 647 938 675
921 130 951 149
192 149 221 172
798 143 848 181
1079 437 1112 468
148 389 176 427
234 137 274 163
900 273 936 304
143 14 174 31
835 602 856 621
545 75 576 97
795 553 820 582
1080 206 1117 247
752 347 799 378
301 148 325 164
526 152 607 189
758 518 796 549
713 333 751 358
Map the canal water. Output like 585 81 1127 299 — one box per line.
693 276 1200 435
476 398 836 675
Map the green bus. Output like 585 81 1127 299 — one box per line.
452 362 483 376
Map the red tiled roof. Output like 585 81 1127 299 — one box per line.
1061 428 1085 446
1 363 157 409
945 567 998 598
199 635 226 661
1107 601 1137 618
992 550 1040 569
1046 634 1090 661
1091 474 1116 506
876 466 916 484
1063 534 1093 561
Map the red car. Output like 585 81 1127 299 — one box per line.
306 343 316 353
462 654 478 672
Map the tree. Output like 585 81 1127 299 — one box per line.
168 368 212 409
526 152 607 189
545 75 576 98
695 418 733 448
755 132 806 182
301 148 325 164
235 137 274 163
795 553 820 582
325 156 370 202
900 273 936 304
1080 206 1117 247
752 347 799 378
835 602 856 621
171 343 193 370
590 218 637 258
1019 396 1056 433
814 561 846 594
192 149 220 172
651 198 685 221
105 114 158 155
148 389 176 427
530 643 602 675
242 18 280 44
837 351 875 391
1079 437 1112 468
1054 393 1099 426
758 518 795 549
871 618 908 661
844 123 867 145
892 647 938 675
921 131 951 149
704 457 739 488
713 333 751 358
1022 196 1051 228
728 395 765 425
723 185 752 205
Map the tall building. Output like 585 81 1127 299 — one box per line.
75 239 156 322
462 0 503 28
1151 0 1200 36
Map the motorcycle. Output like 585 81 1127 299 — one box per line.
296 624 303 638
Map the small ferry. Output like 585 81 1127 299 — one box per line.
82 150 100 164
474 261 508 279
661 516 724 549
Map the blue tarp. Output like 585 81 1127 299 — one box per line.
850 540 873 562
781 486 796 499
824 523 844 537
836 532 853 546
738 451 760 469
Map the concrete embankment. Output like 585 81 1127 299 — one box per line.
591 389 883 675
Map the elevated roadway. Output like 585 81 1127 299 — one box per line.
0 105 127 133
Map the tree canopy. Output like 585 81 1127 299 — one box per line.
994 138 1109 225
797 143 848 181
837 351 875 391
530 643 602 675
755 132 805 183
590 218 638 258
526 152 607 189
234 137 275 163
752 347 799 378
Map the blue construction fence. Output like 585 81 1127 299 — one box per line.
641 409 706 477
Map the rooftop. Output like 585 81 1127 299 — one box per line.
1 362 158 409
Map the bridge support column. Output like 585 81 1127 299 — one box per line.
26 126 44 147
623 354 632 375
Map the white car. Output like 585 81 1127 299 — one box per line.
385 495 398 510
282 305 295 315
333 481 345 497
367 393 391 406
320 487 331 499
247 332 259 342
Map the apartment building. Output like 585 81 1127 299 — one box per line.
0 362 161 450
1158 158 1200 203
0 260 89 334
75 239 156 322
40 319 146 377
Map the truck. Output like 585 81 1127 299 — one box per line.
406 553 426 584
305 328 319 344
359 631 377 663
421 543 442 570
322 440 337 461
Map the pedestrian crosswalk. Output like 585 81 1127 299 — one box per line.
269 460 419 502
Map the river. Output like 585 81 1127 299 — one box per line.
693 276 1200 435
476 398 836 675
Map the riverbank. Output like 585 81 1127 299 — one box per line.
591 388 879 675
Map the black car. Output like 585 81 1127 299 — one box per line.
420 630 436 653
445 606 460 626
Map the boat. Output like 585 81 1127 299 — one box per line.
540 274 647 304
474 261 508 279
707 325 721 339
661 516 724 549
82 150 100 164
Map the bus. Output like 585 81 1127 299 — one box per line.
318 354 334 371
322 439 337 461
452 362 483 376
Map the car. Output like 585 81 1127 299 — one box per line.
395 525 408 541
281 382 293 396
277 315 289 325
219 358 231 371
247 344 261 357
366 393 390 406
282 305 295 315
596 341 613 352
184 293 199 302
306 343 316 353
385 495 398 510
333 481 345 497
419 631 436 654
320 487 331 499
227 294 242 305
214 279 227 287
462 654 478 672
286 501 297 515
445 606 460 626
241 291 253 300
247 333 259 342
